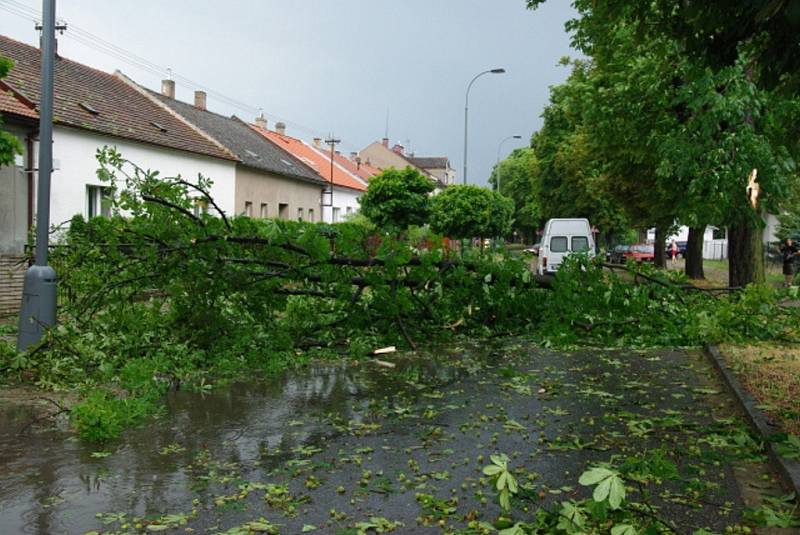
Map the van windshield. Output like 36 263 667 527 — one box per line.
572 236 590 252
550 236 568 253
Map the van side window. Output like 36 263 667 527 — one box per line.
550 236 568 253
572 236 590 252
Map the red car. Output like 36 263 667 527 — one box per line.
623 244 655 263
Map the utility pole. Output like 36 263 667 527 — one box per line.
18 0 59 351
325 135 340 223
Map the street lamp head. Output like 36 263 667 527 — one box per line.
490 68 506 74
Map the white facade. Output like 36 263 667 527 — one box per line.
322 186 362 224
42 127 236 230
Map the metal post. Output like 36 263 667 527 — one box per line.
17 0 58 351
463 68 505 185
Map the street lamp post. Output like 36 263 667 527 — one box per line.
463 68 505 185
495 135 522 193
17 0 58 351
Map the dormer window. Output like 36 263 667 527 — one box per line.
79 102 99 115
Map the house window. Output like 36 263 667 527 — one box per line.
346 206 353 215
244 201 253 217
86 185 112 218
308 209 315 222
332 207 341 223
712 227 726 240
278 203 289 220
260 203 269 218
193 198 208 216
297 208 304 221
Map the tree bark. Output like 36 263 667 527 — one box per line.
728 223 765 287
684 227 705 279
653 226 666 269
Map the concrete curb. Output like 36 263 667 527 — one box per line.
705 344 800 495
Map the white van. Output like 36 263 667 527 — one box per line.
537 218 595 275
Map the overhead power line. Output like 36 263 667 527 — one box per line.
0 0 367 151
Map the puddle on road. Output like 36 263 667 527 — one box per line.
0 343 792 534
0 344 494 534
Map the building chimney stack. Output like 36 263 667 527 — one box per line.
275 121 286 136
194 90 207 111
381 137 389 148
255 113 268 130
313 137 322 149
392 143 405 155
350 151 358 160
161 79 175 99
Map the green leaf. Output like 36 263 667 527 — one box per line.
611 525 637 535
593 476 612 503
578 466 614 486
608 475 626 509
483 465 503 476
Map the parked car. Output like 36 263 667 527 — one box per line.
665 241 687 259
537 218 596 275
623 244 655 263
609 244 630 264
523 242 541 255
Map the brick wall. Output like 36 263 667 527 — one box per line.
0 255 26 318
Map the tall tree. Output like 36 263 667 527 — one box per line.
488 147 542 242
527 0 799 285
530 63 631 247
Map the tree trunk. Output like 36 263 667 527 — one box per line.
653 226 666 269
685 227 705 279
728 223 765 287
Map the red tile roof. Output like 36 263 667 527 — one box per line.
0 80 37 119
331 151 382 182
250 125 367 191
0 34 234 161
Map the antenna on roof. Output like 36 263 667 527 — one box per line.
384 107 390 140
166 67 172 80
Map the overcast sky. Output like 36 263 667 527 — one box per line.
1 0 577 186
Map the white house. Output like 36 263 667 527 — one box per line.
0 33 238 254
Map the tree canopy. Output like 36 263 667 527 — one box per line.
488 147 541 240
526 0 800 91
516 0 800 285
429 185 513 240
357 167 435 232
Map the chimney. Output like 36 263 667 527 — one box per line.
275 121 286 136
194 90 207 111
392 143 404 155
313 137 322 149
382 137 389 147
335 150 341 156
350 151 358 160
255 113 268 130
161 79 176 99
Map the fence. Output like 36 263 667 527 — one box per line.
0 255 27 318
703 240 728 261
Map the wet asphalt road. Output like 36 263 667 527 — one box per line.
0 341 788 534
